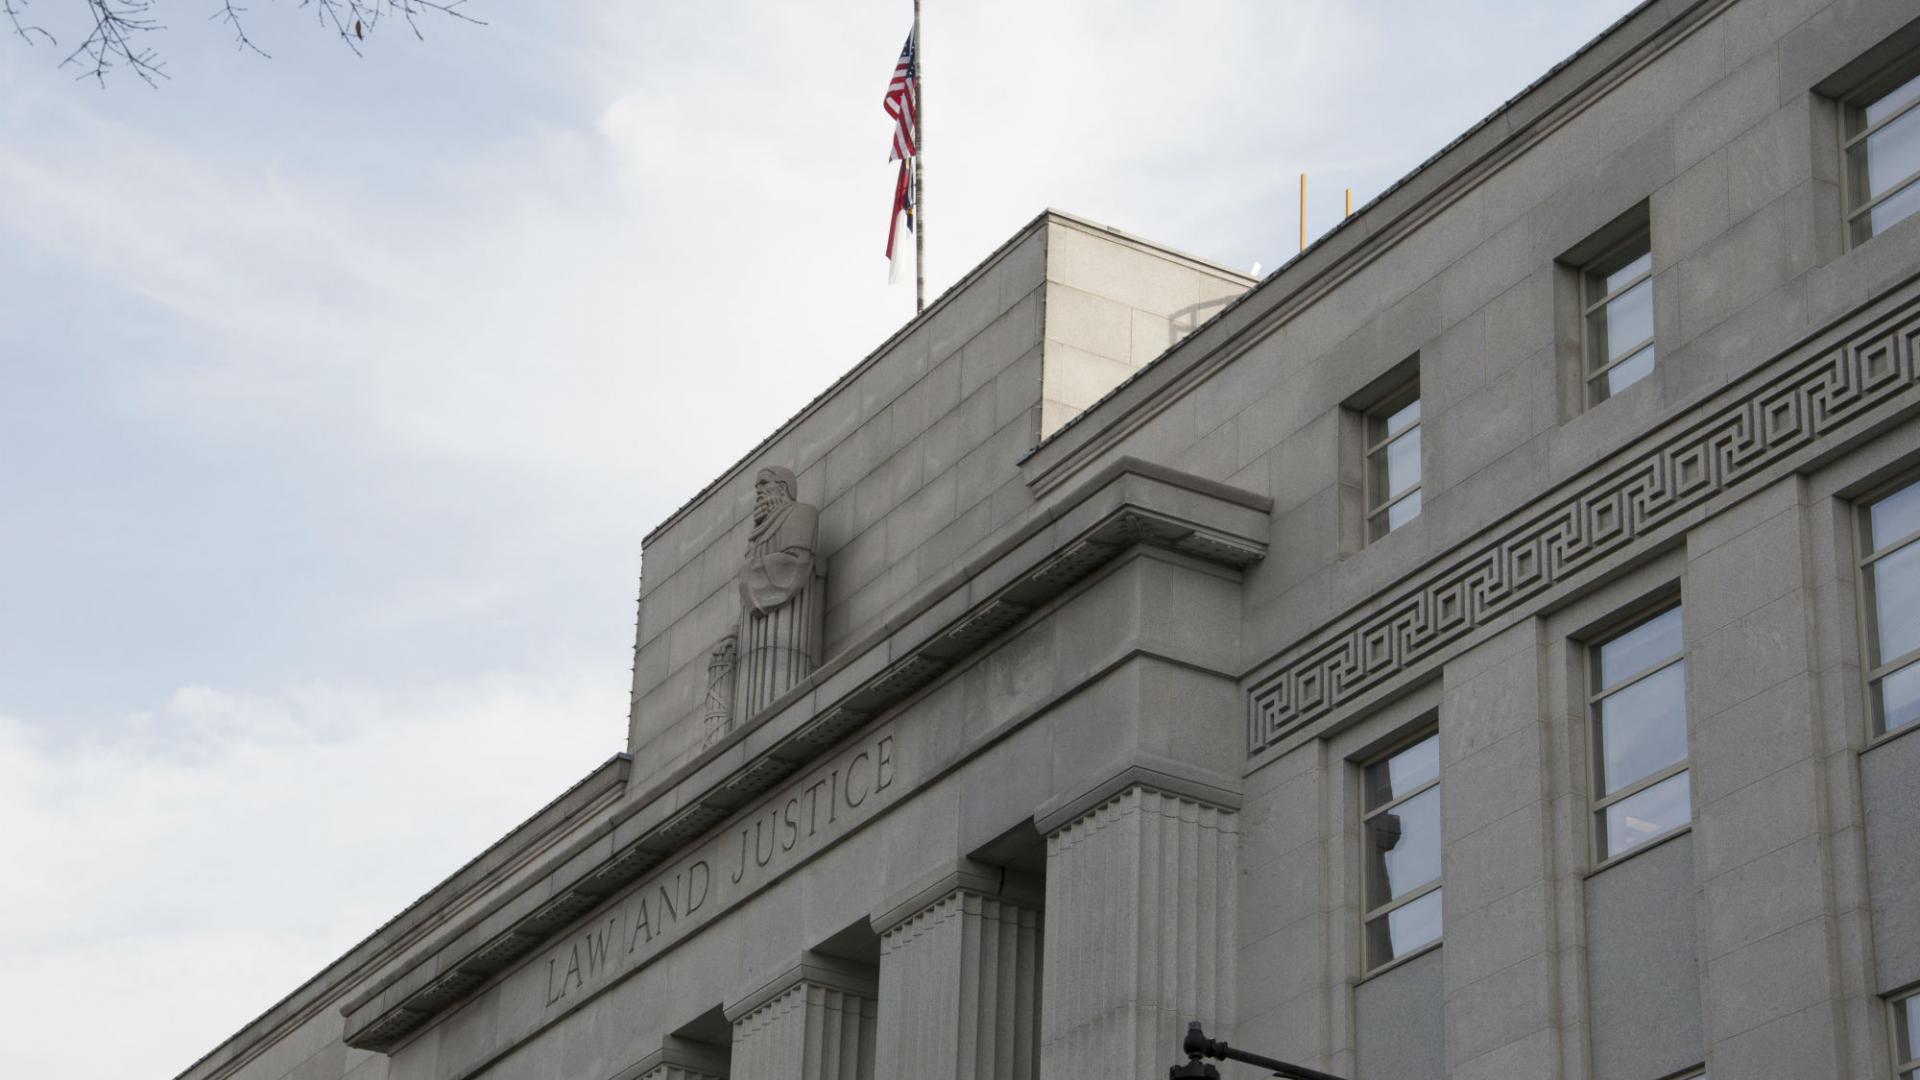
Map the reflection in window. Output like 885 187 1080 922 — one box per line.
1582 231 1656 405
1365 383 1422 542
1894 987 1919 1080
1590 605 1691 861
1861 478 1920 736
1362 731 1442 971
1844 64 1920 246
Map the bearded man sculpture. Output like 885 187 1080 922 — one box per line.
722 465 824 729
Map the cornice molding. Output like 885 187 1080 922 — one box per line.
1020 0 1733 497
340 459 1268 1053
173 754 630 1080
1250 275 1920 758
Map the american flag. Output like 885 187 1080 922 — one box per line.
886 159 915 282
883 29 918 162
883 26 918 280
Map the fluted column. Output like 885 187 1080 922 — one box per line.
875 879 1042 1080
1040 784 1237 1080
726 960 876 1080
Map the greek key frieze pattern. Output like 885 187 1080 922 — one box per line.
1249 305 1920 753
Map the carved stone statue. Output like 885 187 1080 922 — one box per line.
701 633 737 749
729 466 824 724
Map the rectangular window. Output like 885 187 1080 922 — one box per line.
1589 605 1691 861
1861 477 1920 737
1365 383 1421 541
1843 59 1920 246
1894 987 1919 1080
1581 230 1656 406
1361 730 1442 971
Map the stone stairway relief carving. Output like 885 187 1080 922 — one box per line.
704 466 825 749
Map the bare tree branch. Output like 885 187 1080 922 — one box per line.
4 0 482 84
65 0 168 86
6 0 62 47
300 0 476 56
214 0 269 59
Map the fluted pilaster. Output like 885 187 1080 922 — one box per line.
1041 785 1237 1080
727 962 876 1080
876 888 1042 1080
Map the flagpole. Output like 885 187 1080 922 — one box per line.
913 0 925 314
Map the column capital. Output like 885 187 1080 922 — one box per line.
871 858 1043 936
1033 757 1242 837
723 954 879 1024
616 1038 730 1080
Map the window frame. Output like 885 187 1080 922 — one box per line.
1363 380 1423 542
1587 602 1693 869
1579 229 1656 408
1850 470 1920 737
1840 53 1920 250
1853 472 1920 742
1358 727 1443 976
1892 985 1920 1080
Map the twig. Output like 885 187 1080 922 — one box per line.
5 0 60 47
213 0 269 58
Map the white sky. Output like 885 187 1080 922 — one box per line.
0 2 1637 1076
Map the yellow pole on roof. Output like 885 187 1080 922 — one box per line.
1299 173 1307 253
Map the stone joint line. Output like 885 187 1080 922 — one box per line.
346 503 1263 1052
1249 291 1920 752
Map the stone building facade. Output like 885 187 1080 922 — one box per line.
177 1 1920 1078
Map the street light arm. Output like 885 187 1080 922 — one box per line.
1178 1022 1351 1080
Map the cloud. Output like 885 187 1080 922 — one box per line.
0 4 1646 1079
0 671 621 1079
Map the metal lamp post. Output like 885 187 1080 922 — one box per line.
1169 1022 1350 1080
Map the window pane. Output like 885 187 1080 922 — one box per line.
1866 106 1920 198
1598 769 1690 859
1598 607 1684 687
1603 279 1654 360
1868 541 1920 663
1895 993 1919 1068
1365 887 1442 968
1386 488 1422 532
1364 786 1441 908
1383 396 1421 434
1866 72 1920 128
1597 661 1688 794
1365 733 1440 809
1603 250 1652 298
1880 659 1920 734
1603 345 1656 399
1383 427 1421 498
1871 175 1920 240
1869 480 1920 551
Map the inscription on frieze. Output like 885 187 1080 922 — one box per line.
539 728 899 1010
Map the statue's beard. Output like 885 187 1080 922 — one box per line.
753 497 770 524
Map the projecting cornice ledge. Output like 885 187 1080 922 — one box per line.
340 458 1268 1055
